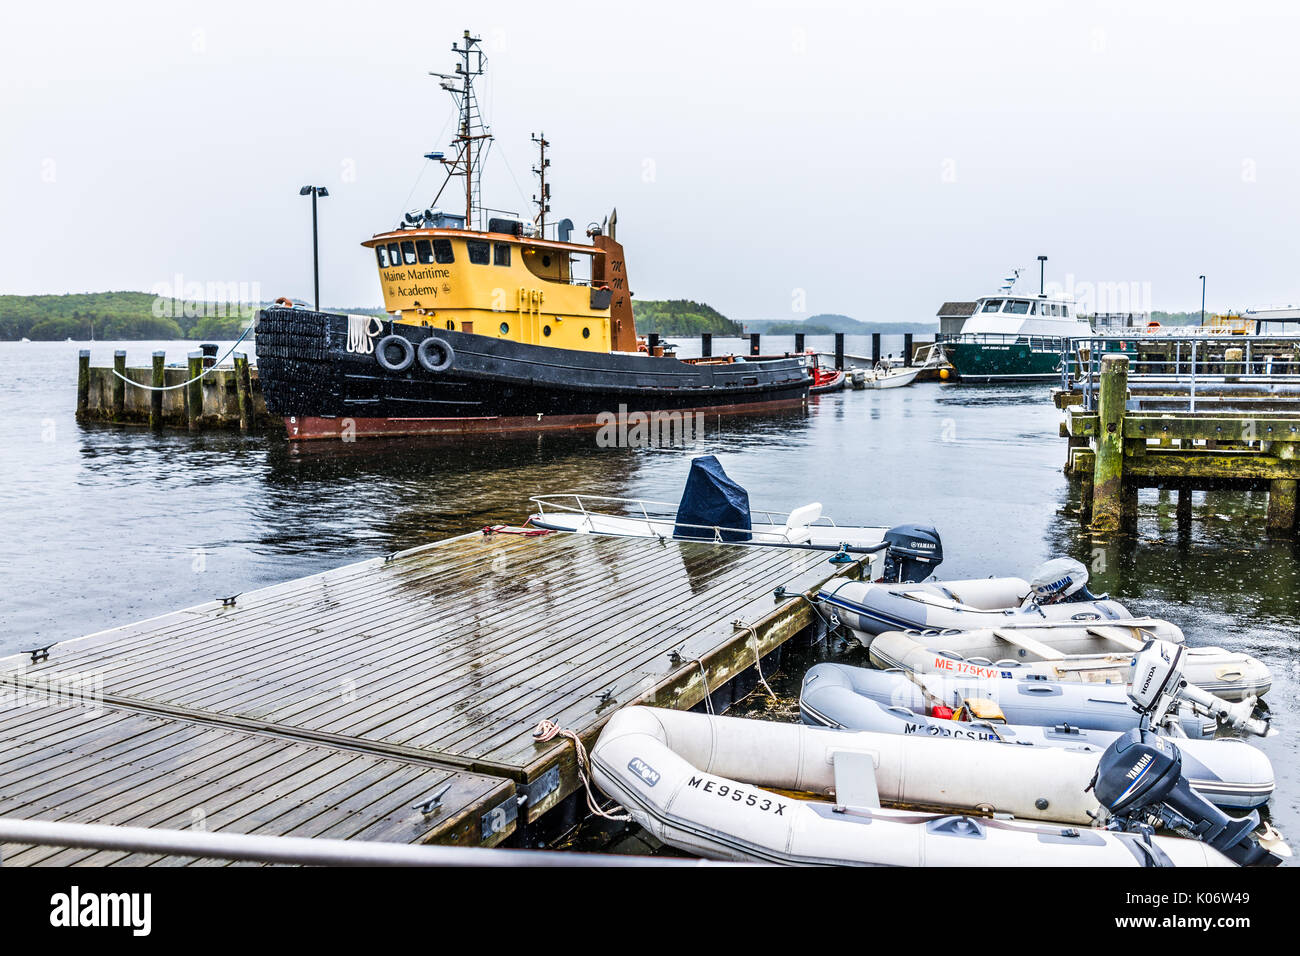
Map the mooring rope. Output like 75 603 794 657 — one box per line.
532 719 630 822
733 622 776 701
108 320 255 392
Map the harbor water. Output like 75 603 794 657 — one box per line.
2 337 1296 854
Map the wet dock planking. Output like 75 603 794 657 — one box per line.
0 529 861 862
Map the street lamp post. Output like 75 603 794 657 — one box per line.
1037 255 1047 296
300 185 330 311
1199 275 1206 325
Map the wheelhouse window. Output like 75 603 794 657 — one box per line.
433 239 454 263
982 299 1004 312
494 243 511 266
401 241 417 265
386 243 400 267
1007 300 1031 314
467 240 491 265
416 239 434 264
376 246 389 268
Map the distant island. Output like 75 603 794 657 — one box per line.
0 292 386 341
741 314 939 335
631 299 742 335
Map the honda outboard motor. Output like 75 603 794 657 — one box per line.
880 525 942 583
1090 728 1281 867
1026 557 1106 605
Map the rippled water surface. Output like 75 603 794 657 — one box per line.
2 338 1296 850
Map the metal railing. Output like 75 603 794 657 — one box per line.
1069 334 1300 413
0 817 718 867
524 494 895 554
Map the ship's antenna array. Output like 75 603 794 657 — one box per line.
998 267 1023 295
531 132 551 237
428 30 493 229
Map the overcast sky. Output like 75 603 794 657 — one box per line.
3 0 1298 320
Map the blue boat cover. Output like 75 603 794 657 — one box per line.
673 456 752 542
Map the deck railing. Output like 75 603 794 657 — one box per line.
1068 334 1300 413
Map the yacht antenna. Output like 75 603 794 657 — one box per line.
428 30 493 229
531 132 551 237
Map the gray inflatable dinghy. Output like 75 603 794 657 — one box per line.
799 663 1273 809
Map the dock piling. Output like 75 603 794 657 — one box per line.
834 332 845 371
871 333 881 365
234 352 253 432
700 332 712 358
76 350 90 418
903 333 914 367
749 333 761 357
1089 353 1129 532
112 350 127 422
150 351 164 429
794 332 805 354
186 351 203 432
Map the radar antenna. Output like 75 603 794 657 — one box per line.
428 30 493 229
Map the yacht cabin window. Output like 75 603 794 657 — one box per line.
1007 300 1031 314
982 299 1004 312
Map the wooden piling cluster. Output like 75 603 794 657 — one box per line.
1061 353 1300 536
76 351 276 432
0 531 865 863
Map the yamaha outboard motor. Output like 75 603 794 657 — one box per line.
880 525 942 583
1090 728 1281 867
1026 557 1107 605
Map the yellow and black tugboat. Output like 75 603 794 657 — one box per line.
256 30 810 441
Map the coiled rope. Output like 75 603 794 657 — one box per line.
108 320 255 392
532 719 630 822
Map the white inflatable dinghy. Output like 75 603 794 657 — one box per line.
590 706 1232 866
868 627 1271 701
799 662 1274 809
819 558 1131 644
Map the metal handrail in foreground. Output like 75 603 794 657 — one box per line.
528 494 843 530
0 817 720 867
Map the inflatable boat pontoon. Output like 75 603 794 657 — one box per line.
800 664 1218 738
799 662 1274 809
818 558 1129 645
868 627 1272 701
590 706 1233 866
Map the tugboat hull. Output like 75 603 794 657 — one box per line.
255 308 810 440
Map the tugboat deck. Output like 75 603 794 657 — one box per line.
0 530 860 863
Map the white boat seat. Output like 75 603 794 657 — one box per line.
782 502 822 543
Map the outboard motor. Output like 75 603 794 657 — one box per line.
879 525 942 583
1090 729 1282 867
1026 557 1106 605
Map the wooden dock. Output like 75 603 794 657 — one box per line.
1059 349 1300 536
0 529 861 864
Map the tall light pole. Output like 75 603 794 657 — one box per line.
1199 275 1206 325
300 185 329 311
1037 255 1048 296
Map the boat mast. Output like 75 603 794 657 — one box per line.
429 30 492 228
531 131 550 237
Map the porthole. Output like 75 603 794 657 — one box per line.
446 320 455 330
543 325 551 337
499 322 510 335
542 255 552 268
582 327 591 339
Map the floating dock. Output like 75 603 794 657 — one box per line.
0 530 861 864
